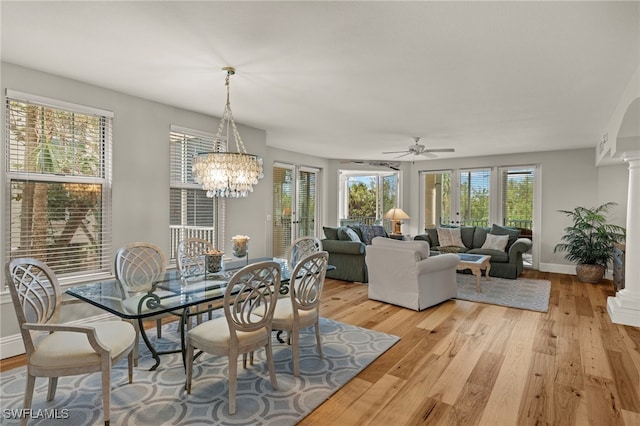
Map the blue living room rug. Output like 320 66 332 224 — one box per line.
0 318 399 425
456 274 551 312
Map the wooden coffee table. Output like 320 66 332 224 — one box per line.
456 254 491 292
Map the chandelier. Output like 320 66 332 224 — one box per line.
192 67 264 198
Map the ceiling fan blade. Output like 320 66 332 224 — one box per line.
394 152 412 159
420 152 438 159
382 150 409 154
424 148 455 153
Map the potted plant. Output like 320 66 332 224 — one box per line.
554 202 626 283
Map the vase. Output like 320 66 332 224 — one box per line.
576 263 605 283
231 235 250 260
205 252 224 273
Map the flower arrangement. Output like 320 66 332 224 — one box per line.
231 235 250 258
205 249 224 273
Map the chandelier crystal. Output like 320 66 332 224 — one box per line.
192 67 264 198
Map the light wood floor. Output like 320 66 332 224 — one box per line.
2 270 639 425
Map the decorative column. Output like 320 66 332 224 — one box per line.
608 151 640 326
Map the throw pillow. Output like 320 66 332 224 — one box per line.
358 225 389 245
489 224 521 251
337 226 361 242
437 227 465 248
481 233 509 251
323 226 339 240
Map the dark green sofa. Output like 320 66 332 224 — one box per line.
414 224 532 279
321 224 389 283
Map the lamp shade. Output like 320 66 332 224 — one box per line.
383 208 410 220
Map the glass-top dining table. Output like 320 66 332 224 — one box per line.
65 257 295 371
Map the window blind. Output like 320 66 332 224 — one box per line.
459 169 490 227
169 126 219 260
5 92 112 278
500 166 535 233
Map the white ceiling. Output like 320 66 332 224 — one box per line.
2 1 639 162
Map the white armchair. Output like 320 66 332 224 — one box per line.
365 237 459 311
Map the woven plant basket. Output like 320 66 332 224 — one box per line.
576 263 605 283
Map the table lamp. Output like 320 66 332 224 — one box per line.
384 208 410 235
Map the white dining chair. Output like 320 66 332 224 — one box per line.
262 251 328 376
114 242 168 365
176 237 218 323
6 258 136 426
286 236 323 270
185 261 281 415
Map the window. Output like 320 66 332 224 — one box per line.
458 168 491 227
169 126 219 260
339 171 399 233
420 164 537 267
5 90 112 278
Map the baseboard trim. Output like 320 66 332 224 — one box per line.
538 262 613 280
0 313 116 360
538 262 576 275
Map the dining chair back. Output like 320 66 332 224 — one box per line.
185 261 281 415
114 242 167 364
114 242 167 293
286 236 323 270
6 258 136 426
176 238 214 278
273 250 328 376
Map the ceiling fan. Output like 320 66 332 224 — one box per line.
382 137 455 159
341 160 401 170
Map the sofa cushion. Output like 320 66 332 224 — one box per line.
472 227 490 248
468 248 509 263
425 228 439 247
357 225 388 245
437 227 465 248
489 224 521 251
439 246 468 253
481 233 509 251
371 237 430 260
338 226 361 242
323 226 339 240
460 227 475 248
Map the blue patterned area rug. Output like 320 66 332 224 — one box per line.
1 318 399 425
456 274 551 312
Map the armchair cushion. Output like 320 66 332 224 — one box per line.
29 321 136 369
371 236 430 259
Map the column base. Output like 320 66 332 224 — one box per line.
607 290 640 327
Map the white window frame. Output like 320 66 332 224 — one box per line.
169 125 221 262
4 89 113 285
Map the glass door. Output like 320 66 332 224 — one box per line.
499 166 536 267
419 170 452 230
272 164 319 258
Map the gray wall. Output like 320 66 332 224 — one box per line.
0 61 630 356
327 148 629 271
